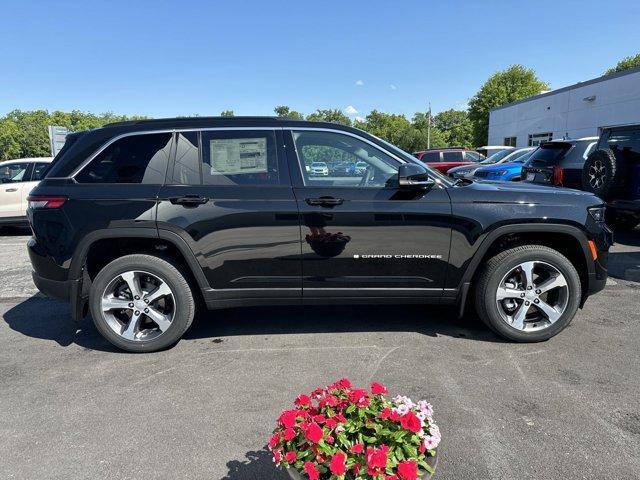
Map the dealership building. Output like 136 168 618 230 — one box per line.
488 66 640 147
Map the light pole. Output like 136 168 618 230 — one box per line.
427 102 432 149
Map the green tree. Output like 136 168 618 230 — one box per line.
432 109 473 148
605 53 640 75
274 105 304 120
468 65 549 146
0 119 22 161
220 110 235 117
306 109 352 126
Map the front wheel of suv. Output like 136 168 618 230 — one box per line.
475 245 581 342
89 254 195 352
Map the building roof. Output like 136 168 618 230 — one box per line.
490 65 640 112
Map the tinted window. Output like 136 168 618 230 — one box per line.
605 129 640 163
525 143 570 167
173 132 200 185
464 151 481 162
421 152 440 162
293 130 400 188
0 163 30 183
76 133 172 184
442 151 463 162
31 163 49 181
202 130 279 185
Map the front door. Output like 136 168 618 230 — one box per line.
285 129 452 299
0 162 32 218
156 129 301 300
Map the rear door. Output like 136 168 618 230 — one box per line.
0 162 32 218
285 128 451 299
156 128 301 301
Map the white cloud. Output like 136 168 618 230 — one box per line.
355 80 364 86
355 116 365 123
344 105 358 116
390 84 397 91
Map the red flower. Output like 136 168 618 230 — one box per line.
370 382 388 395
334 377 352 390
285 451 297 464
379 407 392 419
397 459 419 480
268 433 279 450
419 442 426 454
313 414 326 424
329 451 347 475
295 394 311 407
334 413 346 424
304 461 320 480
400 411 422 433
366 445 389 476
279 409 298 429
348 388 368 404
351 443 364 454
326 435 334 444
385 476 399 480
283 428 296 441
304 422 324 443
273 449 282 463
390 410 401 422
325 417 337 428
352 463 361 476
319 394 338 408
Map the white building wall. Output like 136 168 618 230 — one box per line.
488 69 640 147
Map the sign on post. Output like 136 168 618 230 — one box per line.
47 126 69 156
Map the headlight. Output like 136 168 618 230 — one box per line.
588 206 606 222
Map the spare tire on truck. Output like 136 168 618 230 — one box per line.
581 149 624 198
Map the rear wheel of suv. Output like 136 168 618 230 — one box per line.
581 149 622 198
89 254 195 352
475 245 581 342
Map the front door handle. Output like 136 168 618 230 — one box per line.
169 195 210 206
5 188 18 192
306 196 344 207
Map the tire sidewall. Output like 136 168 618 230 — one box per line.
582 149 617 197
481 249 581 342
89 255 194 352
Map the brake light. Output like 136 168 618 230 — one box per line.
552 165 564 186
27 195 67 209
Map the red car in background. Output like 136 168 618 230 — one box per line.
414 148 484 174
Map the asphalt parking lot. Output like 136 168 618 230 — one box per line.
0 227 639 480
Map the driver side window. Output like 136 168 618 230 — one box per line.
292 130 400 188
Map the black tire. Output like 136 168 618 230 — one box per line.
581 149 623 198
89 254 195 352
475 245 581 342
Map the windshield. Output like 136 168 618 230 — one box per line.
510 150 535 164
367 133 453 186
480 149 514 165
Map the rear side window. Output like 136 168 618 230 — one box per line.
76 133 172 184
604 129 640 162
525 143 570 166
464 151 481 162
31 163 49 181
421 152 440 162
442 151 463 162
201 130 279 185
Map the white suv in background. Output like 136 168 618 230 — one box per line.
0 157 52 227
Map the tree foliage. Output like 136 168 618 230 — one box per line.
305 109 352 126
274 105 303 120
605 53 640 75
220 110 235 117
468 65 549 146
432 109 473 148
0 109 147 161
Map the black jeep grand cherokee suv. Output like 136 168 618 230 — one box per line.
27 117 612 352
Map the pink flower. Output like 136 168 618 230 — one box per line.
371 382 388 395
397 460 418 480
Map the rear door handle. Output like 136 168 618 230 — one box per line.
5 188 18 192
305 196 344 207
169 195 210 206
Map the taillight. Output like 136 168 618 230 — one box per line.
27 195 67 209
552 165 564 186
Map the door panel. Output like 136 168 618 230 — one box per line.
156 129 301 298
0 162 31 218
285 129 452 298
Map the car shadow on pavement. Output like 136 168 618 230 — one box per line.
185 303 502 344
221 448 286 480
2 295 120 352
607 230 640 281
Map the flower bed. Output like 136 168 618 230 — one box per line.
268 378 440 479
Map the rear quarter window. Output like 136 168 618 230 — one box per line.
421 152 440 162
525 143 570 167
442 151 463 162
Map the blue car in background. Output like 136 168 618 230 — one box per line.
473 148 536 181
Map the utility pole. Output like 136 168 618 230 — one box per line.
427 102 432 149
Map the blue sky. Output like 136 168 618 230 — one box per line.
1 0 639 120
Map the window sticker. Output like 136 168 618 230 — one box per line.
209 138 268 175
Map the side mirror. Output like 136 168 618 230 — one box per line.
398 163 435 190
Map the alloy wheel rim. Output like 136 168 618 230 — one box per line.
495 261 569 332
588 160 605 189
101 270 175 341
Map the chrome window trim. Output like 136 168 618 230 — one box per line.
68 127 281 180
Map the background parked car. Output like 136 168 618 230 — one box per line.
309 161 329 176
0 157 52 227
476 145 514 158
580 126 640 230
521 137 598 188
473 148 536 182
449 147 535 179
413 147 484 174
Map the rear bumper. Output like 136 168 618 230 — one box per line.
31 270 76 302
